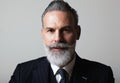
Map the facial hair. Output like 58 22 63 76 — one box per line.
44 43 75 67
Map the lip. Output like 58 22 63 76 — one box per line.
50 47 67 51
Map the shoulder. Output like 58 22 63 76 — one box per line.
15 57 49 74
73 55 114 82
14 57 48 73
20 57 47 65
77 55 114 82
76 55 111 70
76 55 114 78
18 56 47 68
9 57 49 82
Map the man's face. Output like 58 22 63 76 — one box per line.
42 11 80 67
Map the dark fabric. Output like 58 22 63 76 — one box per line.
9 55 114 83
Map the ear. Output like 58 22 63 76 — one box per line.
76 25 81 40
41 28 44 39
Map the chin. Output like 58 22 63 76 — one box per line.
44 43 76 67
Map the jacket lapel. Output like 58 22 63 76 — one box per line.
33 58 57 83
70 55 88 83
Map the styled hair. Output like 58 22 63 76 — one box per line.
41 0 78 26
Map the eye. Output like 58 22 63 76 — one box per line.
47 29 55 33
62 28 72 33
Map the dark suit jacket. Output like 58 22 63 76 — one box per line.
9 55 114 83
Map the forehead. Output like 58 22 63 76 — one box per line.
43 11 74 28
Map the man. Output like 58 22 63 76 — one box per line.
9 0 114 83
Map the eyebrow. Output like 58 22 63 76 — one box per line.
62 26 72 29
43 27 53 29
44 25 72 29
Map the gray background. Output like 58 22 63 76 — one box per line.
0 0 120 83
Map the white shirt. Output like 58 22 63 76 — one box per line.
50 55 76 83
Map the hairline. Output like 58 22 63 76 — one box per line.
42 10 77 27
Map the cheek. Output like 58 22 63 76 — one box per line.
42 33 53 45
64 33 76 44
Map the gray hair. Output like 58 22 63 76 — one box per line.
41 0 78 26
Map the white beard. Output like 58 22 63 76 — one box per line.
44 43 75 67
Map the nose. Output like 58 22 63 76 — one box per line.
54 30 62 43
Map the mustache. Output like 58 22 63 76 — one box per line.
47 43 72 48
